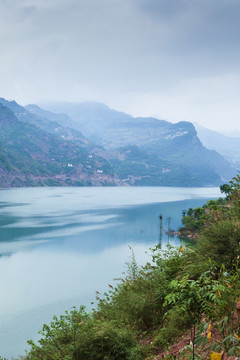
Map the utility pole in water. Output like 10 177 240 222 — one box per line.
159 214 163 244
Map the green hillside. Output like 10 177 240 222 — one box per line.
0 104 117 187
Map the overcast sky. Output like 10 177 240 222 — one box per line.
0 0 240 132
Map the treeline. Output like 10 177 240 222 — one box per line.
17 176 240 359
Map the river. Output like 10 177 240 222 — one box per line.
0 186 221 358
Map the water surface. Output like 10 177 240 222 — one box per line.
0 186 221 358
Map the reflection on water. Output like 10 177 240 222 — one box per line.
0 186 221 358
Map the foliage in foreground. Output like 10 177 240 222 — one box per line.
24 176 240 360
27 307 142 360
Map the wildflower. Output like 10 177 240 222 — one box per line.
207 324 211 341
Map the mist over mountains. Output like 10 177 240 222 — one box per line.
194 123 240 169
0 98 237 187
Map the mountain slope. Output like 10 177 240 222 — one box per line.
0 104 119 187
26 103 80 130
39 101 177 148
0 98 235 187
39 102 235 186
0 98 93 149
194 122 240 169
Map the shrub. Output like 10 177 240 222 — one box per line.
26 307 143 360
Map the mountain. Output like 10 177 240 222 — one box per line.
0 102 119 187
26 104 80 130
194 123 240 169
0 98 236 187
39 101 235 186
39 102 178 148
0 98 94 149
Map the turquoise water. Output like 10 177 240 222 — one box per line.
0 186 221 358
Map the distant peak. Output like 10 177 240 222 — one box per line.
0 97 17 105
26 104 41 109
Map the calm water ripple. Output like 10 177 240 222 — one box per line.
0 186 221 358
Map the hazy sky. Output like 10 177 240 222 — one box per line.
0 0 240 132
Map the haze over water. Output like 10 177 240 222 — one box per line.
0 186 221 358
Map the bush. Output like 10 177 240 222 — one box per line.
152 307 188 350
26 307 143 360
196 218 240 269
75 321 143 360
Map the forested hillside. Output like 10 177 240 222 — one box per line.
0 104 118 187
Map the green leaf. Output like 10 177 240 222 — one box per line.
212 343 220 352
228 346 236 356
201 336 209 350
203 322 209 331
222 335 233 343
194 335 204 347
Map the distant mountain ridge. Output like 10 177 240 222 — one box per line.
194 122 240 170
38 101 235 186
40 102 192 149
0 98 236 187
